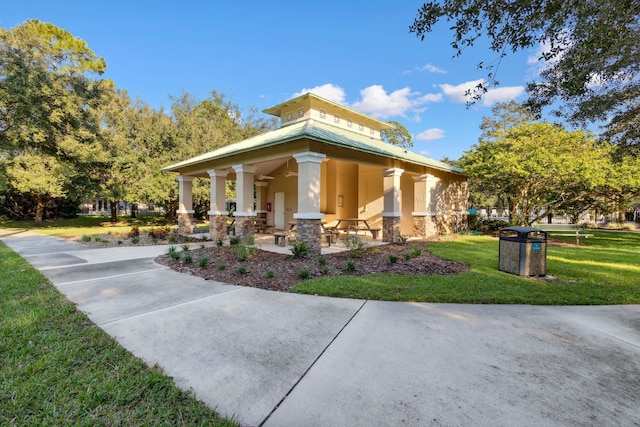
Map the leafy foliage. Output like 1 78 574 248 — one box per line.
0 20 113 224
460 103 639 225
410 1 640 147
290 241 310 259
381 120 413 148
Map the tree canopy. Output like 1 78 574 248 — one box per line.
410 0 640 148
461 103 640 225
0 20 112 224
381 121 413 148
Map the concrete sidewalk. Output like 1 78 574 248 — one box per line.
2 229 639 426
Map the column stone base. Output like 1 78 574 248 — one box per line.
209 214 228 241
235 216 256 239
295 218 322 256
382 216 401 243
177 212 194 236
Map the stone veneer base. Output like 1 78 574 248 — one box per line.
295 218 322 256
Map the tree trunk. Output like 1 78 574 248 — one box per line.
166 199 177 223
110 200 118 222
34 197 48 226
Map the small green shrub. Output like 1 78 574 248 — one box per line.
235 265 247 275
346 259 356 272
181 244 189 252
131 236 140 244
398 234 409 244
409 244 421 258
167 246 181 261
244 234 255 245
297 268 310 279
94 236 108 243
81 235 92 243
322 267 329 275
216 239 224 247
266 269 275 278
235 244 250 261
117 240 123 245
389 254 399 264
217 264 226 271
318 255 327 266
168 235 177 243
290 241 310 259
344 236 367 258
183 253 193 264
197 257 209 268
229 236 241 245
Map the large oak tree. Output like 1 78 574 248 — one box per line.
0 20 111 224
410 0 640 149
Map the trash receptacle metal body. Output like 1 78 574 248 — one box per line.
499 226 547 277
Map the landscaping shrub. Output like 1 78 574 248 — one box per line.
297 268 310 279
290 241 310 259
344 235 367 257
148 227 169 240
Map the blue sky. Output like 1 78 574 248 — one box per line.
3 1 547 161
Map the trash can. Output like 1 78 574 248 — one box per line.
498 226 547 277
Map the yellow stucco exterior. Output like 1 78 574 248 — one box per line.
164 93 468 245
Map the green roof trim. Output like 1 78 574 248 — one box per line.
163 119 464 174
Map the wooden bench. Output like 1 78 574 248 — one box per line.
535 224 593 244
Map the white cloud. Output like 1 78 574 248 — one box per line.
416 128 445 141
293 83 346 104
351 85 442 119
439 79 485 104
419 150 431 156
416 93 443 103
439 79 524 107
351 85 413 118
481 86 525 106
418 63 447 74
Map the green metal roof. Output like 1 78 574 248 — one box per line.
163 119 464 174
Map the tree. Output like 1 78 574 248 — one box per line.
410 1 640 148
0 20 111 224
460 122 612 225
381 121 413 148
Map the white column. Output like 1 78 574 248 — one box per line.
207 169 228 215
381 168 404 217
232 164 257 217
176 175 195 214
293 151 326 220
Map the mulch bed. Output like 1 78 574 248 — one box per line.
155 242 469 292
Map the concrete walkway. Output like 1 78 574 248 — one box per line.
2 229 639 427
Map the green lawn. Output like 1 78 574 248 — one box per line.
0 240 236 426
1 215 170 238
292 231 640 305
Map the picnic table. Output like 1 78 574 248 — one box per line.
329 218 381 240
